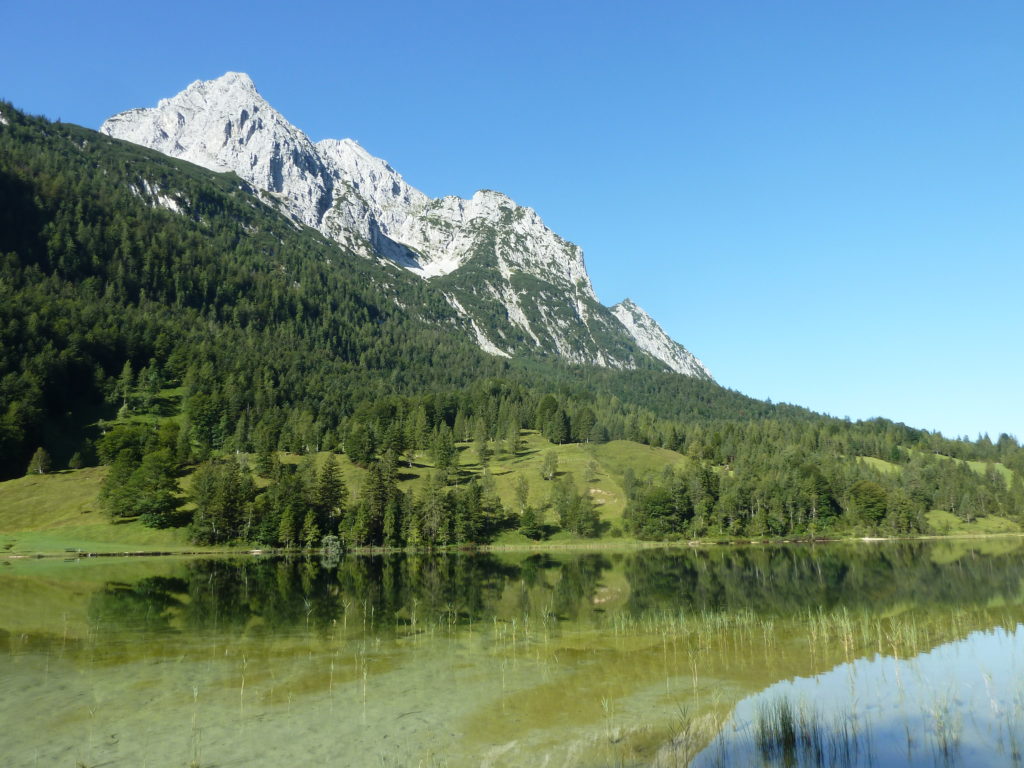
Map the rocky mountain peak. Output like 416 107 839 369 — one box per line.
102 72 332 228
611 299 711 379
100 72 708 378
100 73 593 286
164 71 258 104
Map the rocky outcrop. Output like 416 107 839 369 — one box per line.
101 72 709 378
611 299 710 379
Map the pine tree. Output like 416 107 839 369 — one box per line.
277 504 299 547
519 505 542 539
115 360 134 410
345 420 375 467
255 449 278 478
551 475 577 533
454 481 484 543
573 492 600 538
515 475 530 513
573 407 596 443
406 405 430 457
545 409 571 444
138 361 162 411
453 409 470 443
431 424 456 479
99 450 141 518
188 458 257 544
314 454 347 531
300 510 321 549
134 449 181 528
382 496 402 548
505 421 521 457
473 418 491 467
535 395 559 432
419 473 450 546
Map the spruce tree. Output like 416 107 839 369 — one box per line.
505 422 521 457
431 424 456 479
99 450 139 518
115 361 134 410
134 449 181 528
300 510 320 549
473 418 491 466
314 454 347 531
519 505 542 539
277 504 298 548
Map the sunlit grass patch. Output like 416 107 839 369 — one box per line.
926 509 1020 536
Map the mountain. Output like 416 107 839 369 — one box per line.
0 101 766 479
3 101 1022 540
100 72 709 377
611 299 710 378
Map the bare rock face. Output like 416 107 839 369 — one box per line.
612 299 710 379
101 73 334 228
100 73 591 289
101 73 709 378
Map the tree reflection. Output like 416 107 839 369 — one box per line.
86 541 1024 637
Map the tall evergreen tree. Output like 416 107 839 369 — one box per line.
314 454 347 532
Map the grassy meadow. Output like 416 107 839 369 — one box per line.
2 426 1020 556
1 431 691 555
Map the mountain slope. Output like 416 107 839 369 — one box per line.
611 299 710 378
4 102 1023 543
100 73 710 377
0 103 787 478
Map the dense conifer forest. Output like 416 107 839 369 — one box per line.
2 104 1022 548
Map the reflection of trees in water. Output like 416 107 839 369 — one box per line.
333 554 514 625
86 543 1024 636
552 554 612 620
624 542 1024 617
87 559 344 635
88 555 527 635
88 576 188 633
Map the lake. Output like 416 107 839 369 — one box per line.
2 539 1023 766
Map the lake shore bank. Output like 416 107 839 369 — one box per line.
5 529 1022 561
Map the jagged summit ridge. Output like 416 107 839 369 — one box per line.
102 73 334 228
100 72 708 378
100 73 593 296
611 299 711 379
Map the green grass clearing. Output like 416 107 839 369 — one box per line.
925 509 1021 536
1 467 197 555
1 431 697 554
857 456 901 474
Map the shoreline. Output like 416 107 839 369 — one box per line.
4 530 1022 561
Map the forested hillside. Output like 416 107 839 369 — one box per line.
2 104 1022 549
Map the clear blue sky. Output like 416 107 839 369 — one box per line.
5 1 1022 441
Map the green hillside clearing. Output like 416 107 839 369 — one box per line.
925 509 1020 536
0 433 696 555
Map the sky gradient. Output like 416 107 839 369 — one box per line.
5 1 1022 441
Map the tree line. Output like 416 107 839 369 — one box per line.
2 104 1022 546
